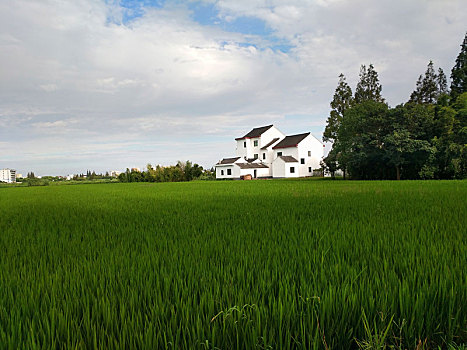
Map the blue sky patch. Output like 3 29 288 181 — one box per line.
118 0 165 23
113 0 294 52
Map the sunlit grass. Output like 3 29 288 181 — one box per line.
0 180 465 348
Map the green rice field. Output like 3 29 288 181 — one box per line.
0 180 466 349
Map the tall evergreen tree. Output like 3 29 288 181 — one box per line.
437 67 448 95
421 61 438 104
409 61 445 104
450 32 467 97
409 75 424 103
323 73 353 143
354 64 384 103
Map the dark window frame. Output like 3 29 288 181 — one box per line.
290 167 295 173
227 169 232 175
300 158 305 164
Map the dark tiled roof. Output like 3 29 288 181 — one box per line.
235 125 273 140
236 163 269 169
246 158 264 163
260 137 280 149
217 157 240 165
272 132 310 149
278 156 298 163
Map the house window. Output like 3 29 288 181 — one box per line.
277 152 282 156
290 167 295 173
254 154 258 159
254 140 258 147
308 167 312 172
308 151 311 156
301 158 305 164
244 141 246 148
221 170 224 175
262 153 266 160
227 169 231 175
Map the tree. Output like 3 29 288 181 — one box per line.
409 61 448 105
383 105 433 180
421 61 438 104
323 73 353 143
450 32 467 98
437 67 448 96
409 75 424 103
338 100 389 179
354 64 384 104
409 61 439 104
321 149 338 178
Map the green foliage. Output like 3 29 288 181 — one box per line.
22 177 50 186
355 310 394 350
354 64 384 104
409 61 447 104
451 32 467 98
119 161 205 183
323 73 353 143
0 181 465 348
324 54 467 180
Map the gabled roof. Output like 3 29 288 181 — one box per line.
235 125 273 140
272 132 310 149
217 157 240 165
260 137 280 149
278 156 298 163
236 163 269 169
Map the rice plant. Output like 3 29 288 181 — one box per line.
0 179 465 348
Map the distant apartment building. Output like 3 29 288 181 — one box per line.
0 168 16 183
109 170 121 177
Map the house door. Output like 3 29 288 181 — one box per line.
254 170 257 178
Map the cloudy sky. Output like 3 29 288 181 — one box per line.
1 0 466 175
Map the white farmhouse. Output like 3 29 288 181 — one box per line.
0 168 17 183
215 125 323 179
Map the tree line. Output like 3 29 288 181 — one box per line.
118 161 214 183
323 32 467 180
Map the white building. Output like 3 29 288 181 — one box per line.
0 168 16 183
109 170 121 177
215 125 324 179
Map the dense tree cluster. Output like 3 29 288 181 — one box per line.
323 32 467 180
118 161 213 183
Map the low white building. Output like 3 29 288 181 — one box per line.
215 125 324 179
109 170 121 177
0 168 16 183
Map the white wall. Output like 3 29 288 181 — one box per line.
273 147 298 161
272 159 300 178
0 169 16 183
284 162 299 178
272 159 285 178
236 139 249 159
239 167 270 179
236 126 285 161
215 165 240 179
297 135 323 177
